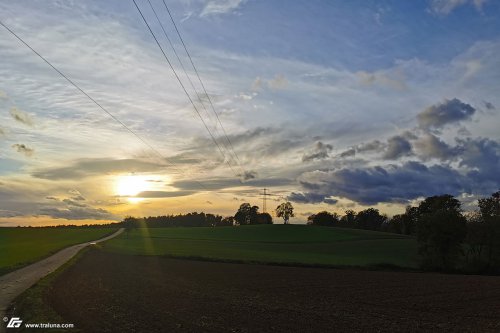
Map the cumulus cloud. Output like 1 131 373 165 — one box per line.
302 141 333 162
9 107 33 126
383 135 413 160
298 162 470 205
458 137 499 184
297 134 500 205
414 134 457 160
357 140 386 153
417 98 475 130
289 192 325 204
12 144 35 157
339 140 386 159
200 0 247 17
288 192 338 205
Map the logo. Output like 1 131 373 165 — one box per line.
6 317 23 328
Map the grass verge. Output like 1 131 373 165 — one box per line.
5 246 99 332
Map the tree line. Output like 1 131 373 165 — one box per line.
307 192 500 273
121 203 274 232
123 212 233 229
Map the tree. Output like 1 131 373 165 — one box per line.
465 210 488 270
276 202 294 224
340 210 357 228
355 208 386 231
386 214 404 234
257 212 273 224
476 191 500 271
206 213 222 227
234 203 259 225
308 211 340 227
218 216 235 227
416 195 466 271
384 206 418 235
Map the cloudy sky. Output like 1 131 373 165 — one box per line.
0 0 499 226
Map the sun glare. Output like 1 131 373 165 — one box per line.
115 175 150 198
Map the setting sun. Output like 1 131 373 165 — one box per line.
115 175 150 197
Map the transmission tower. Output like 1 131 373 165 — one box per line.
260 188 273 213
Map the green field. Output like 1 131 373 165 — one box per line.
104 225 419 268
0 227 117 275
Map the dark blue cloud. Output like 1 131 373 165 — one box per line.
288 192 337 205
297 155 498 205
417 98 475 129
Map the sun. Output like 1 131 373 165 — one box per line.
115 175 150 197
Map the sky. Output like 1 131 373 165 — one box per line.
0 0 499 226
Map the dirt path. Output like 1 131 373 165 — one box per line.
0 228 123 332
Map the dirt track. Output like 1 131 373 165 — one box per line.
44 249 500 332
0 229 123 333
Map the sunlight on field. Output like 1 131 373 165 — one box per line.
105 225 419 268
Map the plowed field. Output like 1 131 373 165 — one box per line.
44 249 500 332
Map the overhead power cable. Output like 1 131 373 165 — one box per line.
132 0 240 177
162 0 243 168
148 0 245 176
146 0 217 136
0 18 224 199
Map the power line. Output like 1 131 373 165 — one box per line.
0 19 163 160
0 18 225 199
161 0 243 167
149 0 246 176
132 0 240 177
146 0 217 133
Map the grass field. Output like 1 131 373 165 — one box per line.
0 227 117 275
104 225 419 268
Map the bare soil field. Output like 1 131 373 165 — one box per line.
44 249 499 332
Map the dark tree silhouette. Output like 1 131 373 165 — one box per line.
276 202 294 224
476 191 500 271
234 203 259 225
416 195 466 271
257 212 273 224
355 208 387 231
308 211 340 226
340 210 357 228
219 216 235 227
384 206 418 235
